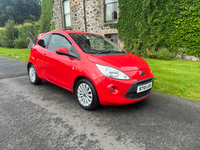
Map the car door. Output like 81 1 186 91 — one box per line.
36 34 51 77
44 33 72 89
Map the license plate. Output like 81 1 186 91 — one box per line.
137 82 152 93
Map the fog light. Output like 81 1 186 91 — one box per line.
110 87 114 92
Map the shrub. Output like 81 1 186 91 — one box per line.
146 48 176 60
15 23 29 48
2 19 17 48
0 28 5 47
14 22 41 48
32 22 40 38
14 37 29 48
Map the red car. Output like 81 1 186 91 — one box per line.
27 30 154 110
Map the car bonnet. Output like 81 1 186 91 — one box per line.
87 53 149 72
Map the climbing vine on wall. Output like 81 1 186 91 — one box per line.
117 0 200 57
40 0 54 33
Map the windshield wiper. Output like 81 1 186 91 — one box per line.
110 51 126 53
86 51 98 54
96 50 126 54
97 50 111 54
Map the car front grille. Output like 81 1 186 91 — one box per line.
125 78 154 100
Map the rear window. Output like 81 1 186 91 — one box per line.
37 34 51 48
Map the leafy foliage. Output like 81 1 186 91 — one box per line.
145 48 176 60
165 0 200 57
14 22 40 48
50 21 55 31
40 0 54 33
0 19 17 48
0 0 54 48
0 20 40 48
0 0 41 27
117 0 200 57
0 28 4 47
14 37 29 49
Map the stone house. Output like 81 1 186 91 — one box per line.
51 0 123 47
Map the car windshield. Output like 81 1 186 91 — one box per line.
69 33 126 54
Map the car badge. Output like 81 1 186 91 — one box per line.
140 72 145 76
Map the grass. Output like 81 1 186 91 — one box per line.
0 47 199 101
144 58 200 101
0 47 30 62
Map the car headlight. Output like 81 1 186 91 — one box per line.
96 64 130 80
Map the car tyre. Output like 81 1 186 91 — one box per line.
28 64 42 85
75 78 100 110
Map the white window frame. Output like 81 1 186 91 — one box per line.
104 0 118 23
63 0 71 28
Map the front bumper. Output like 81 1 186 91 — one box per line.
125 78 154 100
94 68 154 105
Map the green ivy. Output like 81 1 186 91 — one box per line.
117 0 200 57
50 21 55 31
40 0 54 33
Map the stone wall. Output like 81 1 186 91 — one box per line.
51 0 63 30
70 0 85 31
51 0 124 47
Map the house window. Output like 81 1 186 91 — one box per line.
105 0 117 22
105 34 118 44
63 0 71 27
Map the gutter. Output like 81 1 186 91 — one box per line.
60 0 63 29
83 0 87 32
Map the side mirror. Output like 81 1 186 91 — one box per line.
56 47 69 55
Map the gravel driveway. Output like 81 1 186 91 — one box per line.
0 56 200 150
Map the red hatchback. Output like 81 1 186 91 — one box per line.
28 30 154 110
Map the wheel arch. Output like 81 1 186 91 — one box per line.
73 76 100 110
73 76 97 93
73 76 87 93
27 62 33 74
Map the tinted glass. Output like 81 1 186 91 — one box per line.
48 34 71 52
69 33 124 54
38 34 51 48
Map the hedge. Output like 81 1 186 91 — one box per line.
117 0 200 57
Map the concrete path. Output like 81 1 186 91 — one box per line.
0 56 27 79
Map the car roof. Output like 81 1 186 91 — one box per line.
56 30 98 35
37 30 100 41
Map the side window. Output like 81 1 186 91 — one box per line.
48 34 72 52
38 34 51 48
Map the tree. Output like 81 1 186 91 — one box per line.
1 19 17 48
0 0 41 27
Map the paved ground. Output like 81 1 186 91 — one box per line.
0 56 200 150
